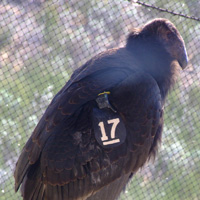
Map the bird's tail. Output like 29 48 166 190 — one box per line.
86 173 132 200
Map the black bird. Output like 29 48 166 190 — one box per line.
14 18 188 200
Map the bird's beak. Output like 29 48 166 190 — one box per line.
178 44 188 69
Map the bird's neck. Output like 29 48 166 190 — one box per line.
156 60 180 101
126 41 179 100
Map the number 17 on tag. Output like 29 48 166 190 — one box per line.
98 118 120 145
93 108 126 148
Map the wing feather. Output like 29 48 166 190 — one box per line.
15 59 163 200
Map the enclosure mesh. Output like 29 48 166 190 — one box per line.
0 0 199 200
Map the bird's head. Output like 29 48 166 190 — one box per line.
126 18 188 70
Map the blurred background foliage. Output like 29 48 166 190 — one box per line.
0 0 200 199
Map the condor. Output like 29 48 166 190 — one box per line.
14 18 188 200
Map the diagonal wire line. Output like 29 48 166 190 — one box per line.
128 0 200 21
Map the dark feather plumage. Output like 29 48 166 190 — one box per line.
14 18 188 200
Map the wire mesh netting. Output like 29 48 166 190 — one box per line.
0 0 200 200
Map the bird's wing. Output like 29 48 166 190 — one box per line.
14 67 131 190
109 72 163 164
15 67 162 200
